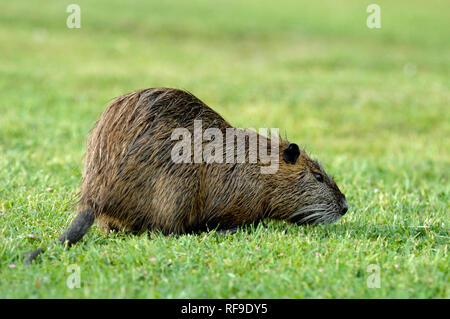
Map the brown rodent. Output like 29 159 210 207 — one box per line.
25 87 348 264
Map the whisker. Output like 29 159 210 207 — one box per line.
288 204 328 220
298 212 323 224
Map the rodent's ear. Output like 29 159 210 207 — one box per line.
282 143 300 164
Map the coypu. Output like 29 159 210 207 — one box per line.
25 87 348 264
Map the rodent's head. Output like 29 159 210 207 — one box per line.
268 143 348 225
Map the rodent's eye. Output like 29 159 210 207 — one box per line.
313 172 324 183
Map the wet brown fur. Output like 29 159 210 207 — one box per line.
78 88 347 235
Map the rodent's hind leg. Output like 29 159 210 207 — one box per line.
97 219 111 235
97 216 124 236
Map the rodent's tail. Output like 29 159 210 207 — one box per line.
24 210 95 265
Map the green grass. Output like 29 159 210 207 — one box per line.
0 0 448 298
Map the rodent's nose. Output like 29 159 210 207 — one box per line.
340 200 348 215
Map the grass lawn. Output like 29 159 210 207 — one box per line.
0 0 448 298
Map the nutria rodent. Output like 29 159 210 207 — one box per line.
25 87 348 264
